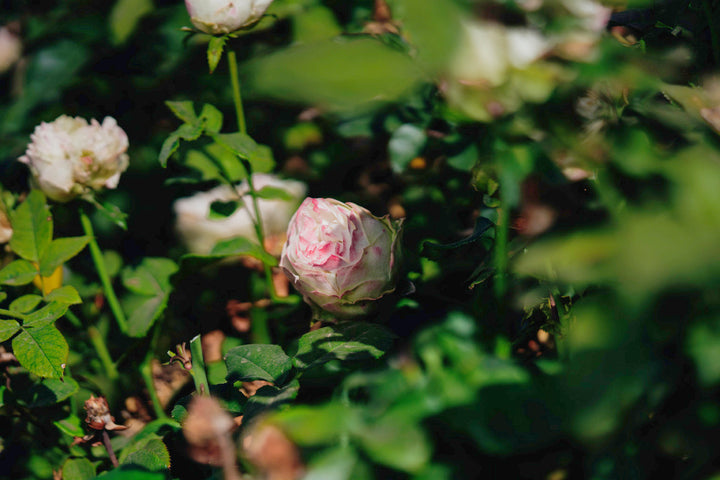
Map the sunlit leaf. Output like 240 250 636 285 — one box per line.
10 191 52 263
13 324 68 379
225 344 293 384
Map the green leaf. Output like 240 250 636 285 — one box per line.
686 317 720 387
355 417 431 473
242 380 300 422
109 0 154 45
165 101 197 124
209 200 241 219
225 344 293 384
158 123 204 167
213 132 260 160
94 200 128 230
397 0 462 72
244 37 423 111
0 259 39 286
293 322 394 370
24 302 69 328
122 258 178 296
447 143 479 172
10 190 52 263
10 294 43 314
121 258 178 337
13 324 68 379
207 35 227 74
209 237 278 266
45 286 82 305
22 377 79 408
62 457 95 480
119 436 171 472
389 124 426 173
54 413 85 437
200 103 224 134
93 466 166 480
0 319 20 342
39 236 89 277
255 185 296 201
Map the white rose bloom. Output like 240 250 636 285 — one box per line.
184 0 274 35
19 115 129 202
0 26 21 73
174 174 307 255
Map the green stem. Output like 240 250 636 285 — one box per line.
189 335 210 395
79 209 128 334
140 322 167 420
493 203 509 300
227 49 246 134
238 159 280 302
250 307 271 345
227 48 279 305
87 325 119 380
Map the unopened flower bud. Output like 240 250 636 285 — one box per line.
185 0 274 35
19 115 129 202
280 198 403 319
84 395 127 432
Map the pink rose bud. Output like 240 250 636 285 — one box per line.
280 198 403 319
184 0 274 35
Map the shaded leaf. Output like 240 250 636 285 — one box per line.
242 380 300 423
225 344 293 384
62 457 95 480
355 417 431 473
13 324 68 378
121 258 178 337
22 377 79 408
293 322 394 370
209 200 240 219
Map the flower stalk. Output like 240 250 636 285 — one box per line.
79 208 128 334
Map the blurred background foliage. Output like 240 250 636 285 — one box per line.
2 0 720 479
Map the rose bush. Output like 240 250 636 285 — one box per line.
184 0 274 35
174 174 307 255
280 198 402 319
18 115 129 202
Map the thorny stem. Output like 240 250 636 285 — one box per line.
189 334 210 395
79 209 128 334
102 430 119 468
